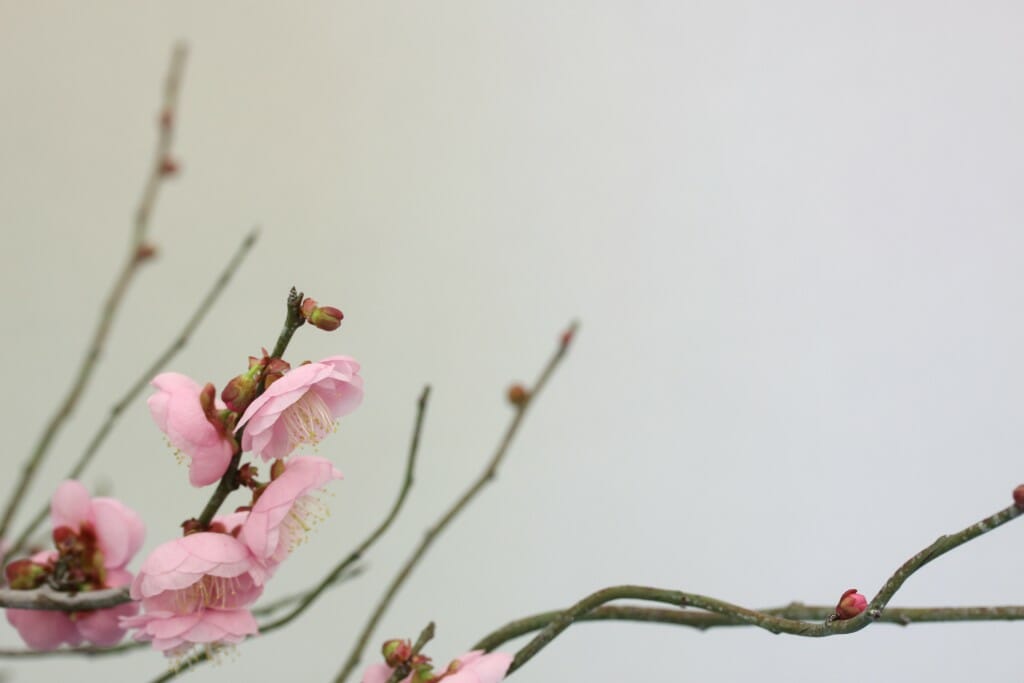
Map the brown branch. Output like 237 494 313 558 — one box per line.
503 502 1023 673
332 323 578 683
0 43 189 544
473 603 1024 653
7 228 259 560
0 586 129 611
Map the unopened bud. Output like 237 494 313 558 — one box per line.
382 639 412 668
135 243 158 262
5 559 48 589
159 157 180 176
222 372 259 413
506 384 529 407
301 298 344 331
1014 484 1024 510
834 588 868 620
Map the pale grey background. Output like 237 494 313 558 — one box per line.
1 2 1023 681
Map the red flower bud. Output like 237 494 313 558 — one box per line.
159 157 180 176
5 559 48 590
382 639 412 668
1013 484 1024 510
506 384 529 407
301 298 344 331
834 588 868 620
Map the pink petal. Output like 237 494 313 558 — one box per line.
75 601 138 646
361 664 404 683
92 498 145 569
6 609 81 650
50 481 92 530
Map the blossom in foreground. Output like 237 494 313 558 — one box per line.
148 373 235 487
239 455 342 576
5 482 145 650
122 531 263 655
237 356 363 461
362 650 513 683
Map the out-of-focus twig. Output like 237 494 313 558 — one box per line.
333 323 578 683
0 586 129 611
0 43 189 546
8 228 259 559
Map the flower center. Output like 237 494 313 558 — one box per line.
277 494 331 560
173 575 250 613
282 390 336 452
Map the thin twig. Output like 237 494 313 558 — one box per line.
505 502 1023 673
333 323 578 683
385 622 436 683
149 385 432 681
8 228 259 559
0 43 189 545
251 564 365 617
473 603 1024 652
0 641 144 658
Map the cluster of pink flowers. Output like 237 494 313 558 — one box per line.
5 481 145 650
118 355 361 656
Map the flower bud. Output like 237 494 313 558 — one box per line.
382 639 412 668
301 298 344 331
506 384 529 407
159 157 180 176
222 371 259 413
5 559 48 589
834 588 868 620
1014 484 1024 510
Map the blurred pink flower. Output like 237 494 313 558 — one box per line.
6 483 145 650
51 480 145 570
239 456 342 575
123 531 263 655
362 650 512 683
237 356 362 461
148 373 234 486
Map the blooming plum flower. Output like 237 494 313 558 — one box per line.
239 455 342 575
362 650 513 683
51 480 145 571
5 483 145 650
123 531 264 656
148 373 234 487
120 607 258 657
237 356 362 461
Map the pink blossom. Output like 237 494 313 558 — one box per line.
362 651 512 683
834 588 868 620
239 456 342 574
123 532 263 655
121 607 258 657
130 532 266 600
6 484 145 651
148 372 234 486
51 480 145 570
237 356 362 461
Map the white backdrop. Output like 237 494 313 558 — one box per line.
2 2 1023 681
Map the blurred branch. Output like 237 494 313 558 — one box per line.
252 564 365 618
333 323 578 683
0 586 128 611
0 43 189 545
502 501 1023 673
8 228 259 559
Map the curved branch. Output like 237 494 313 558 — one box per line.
474 603 1024 652
504 502 1023 673
0 586 129 611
